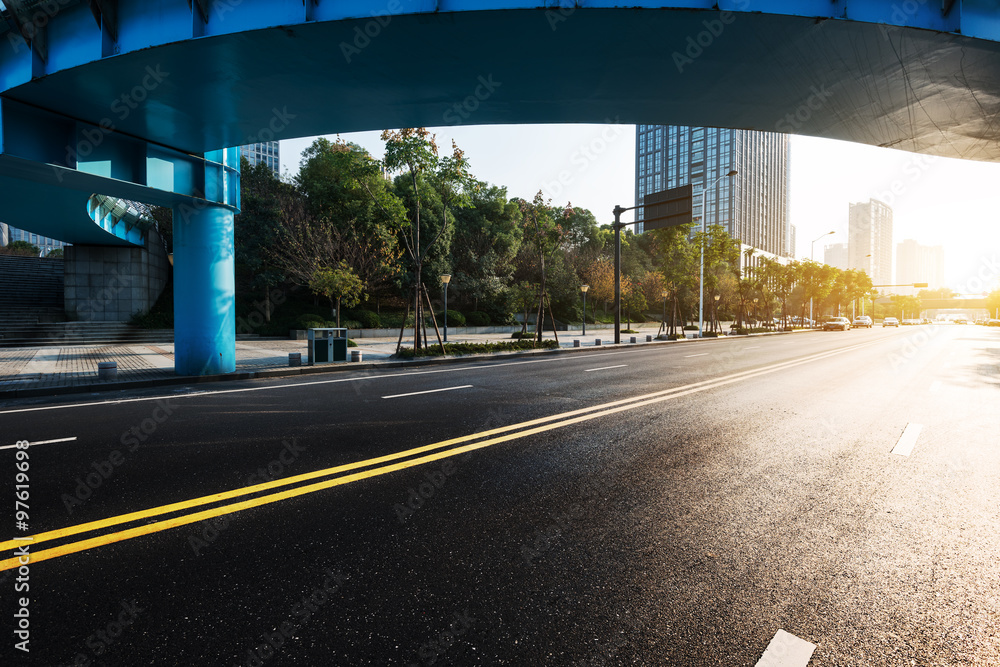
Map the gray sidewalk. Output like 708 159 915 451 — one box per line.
0 324 693 397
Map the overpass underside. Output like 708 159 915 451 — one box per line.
1 0 999 374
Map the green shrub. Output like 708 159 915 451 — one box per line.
464 311 490 326
347 309 382 329
682 325 699 331
437 310 466 327
396 339 558 358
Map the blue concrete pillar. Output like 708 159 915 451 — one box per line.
172 203 236 375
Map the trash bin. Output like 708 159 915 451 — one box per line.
307 328 349 364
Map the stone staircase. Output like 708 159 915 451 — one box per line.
0 254 173 347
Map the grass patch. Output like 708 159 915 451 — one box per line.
396 339 559 358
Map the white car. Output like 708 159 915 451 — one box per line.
883 317 899 327
852 316 872 328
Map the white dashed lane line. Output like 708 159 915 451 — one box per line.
584 365 627 372
0 437 77 451
891 423 923 457
381 385 473 400
755 629 816 666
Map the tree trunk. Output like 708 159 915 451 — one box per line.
264 285 271 323
335 296 341 328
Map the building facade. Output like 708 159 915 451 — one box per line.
824 242 849 270
2 223 69 256
848 198 893 287
634 125 791 258
240 141 281 176
896 239 944 290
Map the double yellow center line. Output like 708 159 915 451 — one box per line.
0 340 878 571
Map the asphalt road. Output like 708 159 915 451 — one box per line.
1 325 998 666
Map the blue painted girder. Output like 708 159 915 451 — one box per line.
1 6 999 165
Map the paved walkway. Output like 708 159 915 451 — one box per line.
0 324 700 396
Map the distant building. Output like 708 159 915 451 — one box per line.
2 224 69 256
848 198 893 287
824 242 849 270
896 239 944 289
789 224 797 259
240 141 280 176
634 125 791 257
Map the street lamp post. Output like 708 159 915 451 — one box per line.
580 284 589 336
713 294 721 334
752 297 759 328
698 170 738 338
440 274 451 342
809 231 835 326
660 289 668 336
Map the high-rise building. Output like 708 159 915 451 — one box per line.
240 141 281 176
789 224 797 259
634 125 791 257
824 242 849 270
896 239 944 289
1 224 69 256
848 199 893 287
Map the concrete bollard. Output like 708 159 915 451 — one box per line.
97 361 117 381
288 352 301 367
595 339 602 346
351 350 363 362
630 336 637 344
646 335 652 342
573 339 580 348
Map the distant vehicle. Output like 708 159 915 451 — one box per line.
824 317 851 331
902 319 921 325
852 316 872 328
988 319 1000 327
954 317 969 325
883 317 900 327
975 318 987 325
922 318 933 324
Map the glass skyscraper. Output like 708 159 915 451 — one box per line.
635 125 791 258
240 141 281 176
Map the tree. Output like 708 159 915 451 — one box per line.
450 182 522 319
354 128 470 348
236 158 287 321
4 240 39 256
582 257 615 316
309 261 363 327
986 289 1000 318
295 138 404 306
650 222 696 335
518 191 564 342
46 248 64 258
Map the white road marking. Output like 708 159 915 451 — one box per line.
929 380 942 393
0 436 77 451
745 346 760 350
684 353 709 358
755 629 816 667
0 338 887 415
584 365 627 372
382 385 472 400
891 423 923 457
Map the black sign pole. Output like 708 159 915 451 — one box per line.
613 205 625 345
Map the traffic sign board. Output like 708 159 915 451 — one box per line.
641 184 693 230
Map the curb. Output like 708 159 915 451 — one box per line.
0 328 818 400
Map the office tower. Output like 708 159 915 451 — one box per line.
824 242 849 270
240 141 281 176
848 199 893 286
896 239 944 289
634 125 791 257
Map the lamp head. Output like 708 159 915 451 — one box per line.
440 274 451 285
580 284 589 294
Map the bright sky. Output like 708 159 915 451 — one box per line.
281 125 1000 294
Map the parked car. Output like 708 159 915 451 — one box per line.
852 316 872 328
883 317 899 327
823 317 851 331
988 319 1000 327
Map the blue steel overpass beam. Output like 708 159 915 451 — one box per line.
0 95 241 376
